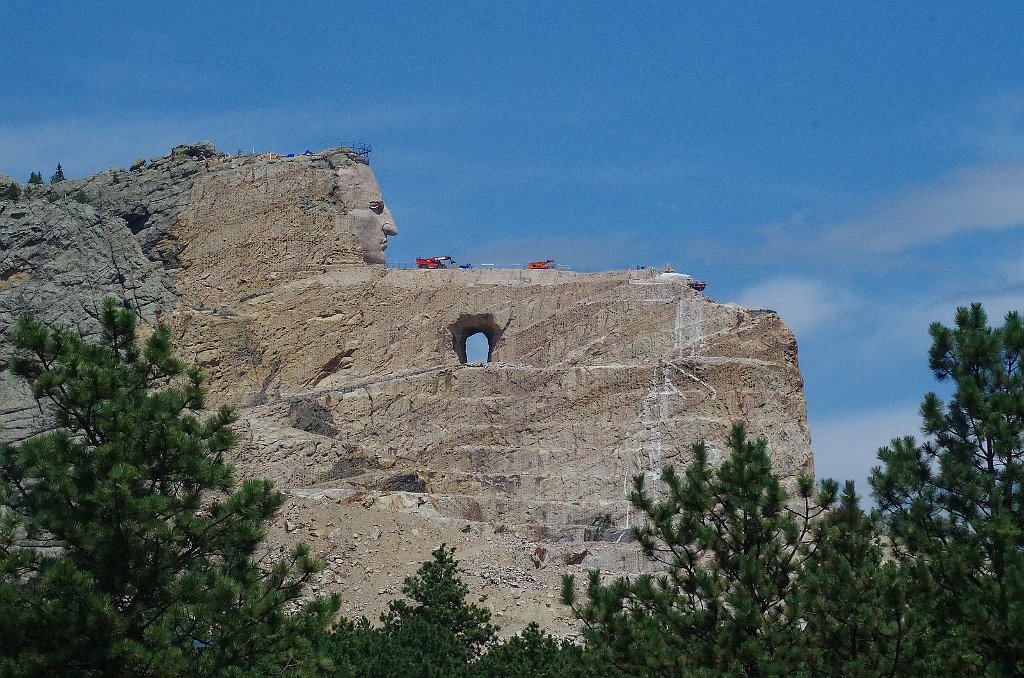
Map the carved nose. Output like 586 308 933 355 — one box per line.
383 222 398 236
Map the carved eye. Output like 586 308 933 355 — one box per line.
369 200 384 214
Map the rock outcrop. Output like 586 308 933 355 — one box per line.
1 144 811 634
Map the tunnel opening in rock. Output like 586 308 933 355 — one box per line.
465 332 489 363
450 313 501 364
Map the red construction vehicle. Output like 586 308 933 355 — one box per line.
416 256 453 269
527 259 556 270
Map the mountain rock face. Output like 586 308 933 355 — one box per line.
0 144 812 633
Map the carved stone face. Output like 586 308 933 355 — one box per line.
171 150 400 304
340 161 398 265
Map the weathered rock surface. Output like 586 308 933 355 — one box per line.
0 144 812 634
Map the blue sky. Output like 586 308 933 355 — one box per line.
4 2 1024 493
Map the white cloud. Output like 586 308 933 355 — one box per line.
969 89 1024 160
0 103 451 179
989 254 1024 292
854 287 1024 368
823 162 1024 253
734 276 861 337
810 403 923 493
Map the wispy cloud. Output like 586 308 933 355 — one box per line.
822 162 1024 254
810 402 923 491
0 103 457 179
735 276 862 337
854 278 1024 368
987 253 1024 294
968 89 1024 160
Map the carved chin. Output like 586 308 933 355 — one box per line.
363 249 386 265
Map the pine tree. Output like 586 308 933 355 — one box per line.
0 299 339 676
562 424 835 676
471 622 591 678
50 163 65 183
324 544 590 677
871 303 1024 674
1 182 20 201
27 172 43 185
324 545 497 676
798 481 927 675
383 544 497 655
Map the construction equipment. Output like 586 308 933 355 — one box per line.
663 263 707 291
416 256 453 269
527 259 556 270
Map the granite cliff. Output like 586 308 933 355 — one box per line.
0 144 812 632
